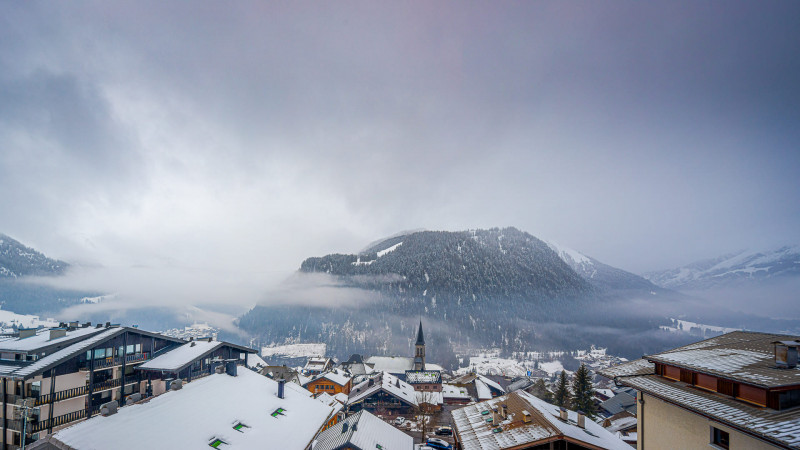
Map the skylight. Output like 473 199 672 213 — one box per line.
271 407 286 417
233 421 250 432
208 438 228 448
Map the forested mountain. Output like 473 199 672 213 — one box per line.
0 234 68 277
239 228 682 364
300 228 593 303
0 234 97 315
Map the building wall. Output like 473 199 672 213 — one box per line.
639 392 780 450
306 379 349 395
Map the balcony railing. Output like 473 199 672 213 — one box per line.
33 408 87 432
34 385 88 406
91 378 122 392
126 352 149 363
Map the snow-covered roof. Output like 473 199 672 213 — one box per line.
348 372 418 408
604 416 637 433
451 390 631 450
0 326 106 352
246 353 268 370
477 374 505 394
314 392 345 417
475 378 492 400
644 331 800 388
405 370 442 384
365 356 413 373
5 328 122 379
442 383 470 399
46 369 334 450
306 369 352 387
139 340 223 371
312 410 414 450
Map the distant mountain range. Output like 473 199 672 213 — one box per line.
644 246 800 290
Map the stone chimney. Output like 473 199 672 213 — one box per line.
18 328 36 339
499 404 508 419
577 410 585 429
49 328 67 340
559 407 568 421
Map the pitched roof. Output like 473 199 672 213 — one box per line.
451 390 630 450
138 340 223 372
416 319 425 345
642 330 800 388
348 372 418 408
405 370 441 384
311 410 413 450
44 369 333 450
306 369 352 387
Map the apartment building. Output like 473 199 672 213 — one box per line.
0 323 184 449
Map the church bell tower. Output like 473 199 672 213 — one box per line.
413 319 425 371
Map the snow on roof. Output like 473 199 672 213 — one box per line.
348 372 418 408
452 391 630 450
312 410 413 450
405 370 441 384
306 369 352 387
50 369 334 450
477 374 505 394
0 326 106 352
475 379 492 400
365 356 413 373
314 392 344 417
12 328 122 379
246 352 268 369
619 374 800 448
139 340 223 372
604 416 638 433
442 383 470 399
645 331 800 388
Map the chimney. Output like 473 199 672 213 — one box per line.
577 411 586 429
18 328 36 339
190 342 196 347
500 404 508 419
226 361 238 377
49 328 67 340
774 341 799 369
492 407 499 425
278 380 285 399
368 378 374 387
522 410 532 424
559 407 568 421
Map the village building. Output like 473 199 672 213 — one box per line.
450 372 506 401
600 331 800 450
304 368 353 396
311 409 414 450
451 390 631 450
305 356 335 375
442 383 472 405
602 411 638 448
137 337 256 396
404 369 442 392
314 392 347 432
338 354 375 377
347 372 418 417
28 367 335 450
0 323 184 448
261 365 306 385
364 321 444 378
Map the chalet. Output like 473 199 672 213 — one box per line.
347 372 418 417
29 368 335 450
404 370 442 392
304 369 353 395
338 354 375 377
451 390 631 450
305 356 335 375
137 338 256 395
442 383 471 405
0 323 184 449
600 331 800 449
450 373 505 401
311 410 414 450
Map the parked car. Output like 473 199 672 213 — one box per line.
394 416 406 425
426 438 452 450
435 426 453 436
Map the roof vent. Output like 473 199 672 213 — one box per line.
774 340 799 369
342 422 349 434
18 328 36 339
190 342 196 347
522 410 532 423
100 400 118 416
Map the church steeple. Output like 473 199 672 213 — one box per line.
414 319 425 371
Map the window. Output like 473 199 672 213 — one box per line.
271 407 286 417
711 427 730 449
209 438 228 448
233 421 250 432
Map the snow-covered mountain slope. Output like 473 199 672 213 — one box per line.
546 241 664 293
644 245 800 290
0 234 68 278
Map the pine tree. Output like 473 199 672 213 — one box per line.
553 370 571 408
571 363 598 418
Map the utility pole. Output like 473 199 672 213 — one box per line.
13 398 36 450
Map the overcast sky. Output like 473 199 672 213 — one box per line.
2 1 799 304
